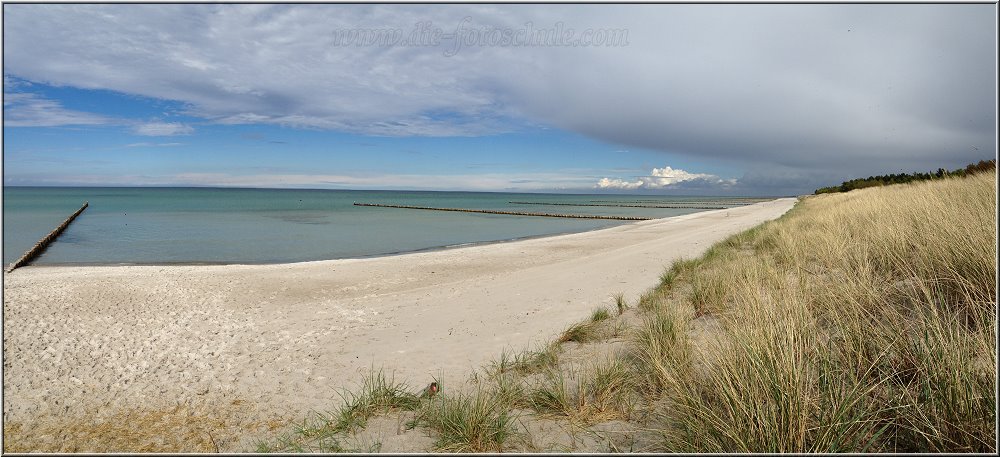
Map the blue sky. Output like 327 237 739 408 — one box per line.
2 4 995 195
3 79 731 191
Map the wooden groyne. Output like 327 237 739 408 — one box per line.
509 201 733 210
5 201 89 273
589 200 760 205
353 203 651 221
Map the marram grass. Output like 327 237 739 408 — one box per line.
255 369 420 452
416 386 522 452
633 172 996 452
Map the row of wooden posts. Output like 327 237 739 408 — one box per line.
353 203 652 221
588 200 757 206
507 201 735 210
5 201 89 273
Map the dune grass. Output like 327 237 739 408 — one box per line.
529 358 634 425
613 292 629 315
414 385 523 452
556 306 622 344
488 344 561 378
255 369 421 452
631 172 996 452
327 370 422 434
557 317 604 343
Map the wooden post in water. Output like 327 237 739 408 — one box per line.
5 201 89 273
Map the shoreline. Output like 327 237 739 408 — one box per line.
3 198 797 451
9 205 723 269
9 219 631 269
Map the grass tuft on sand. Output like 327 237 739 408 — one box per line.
529 358 634 424
256 369 421 452
488 344 561 378
613 292 629 315
415 386 523 452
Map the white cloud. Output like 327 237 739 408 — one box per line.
596 166 735 190
131 122 193 136
2 92 113 127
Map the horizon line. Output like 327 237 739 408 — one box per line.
0 184 792 199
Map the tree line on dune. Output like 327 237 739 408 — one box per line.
814 159 996 195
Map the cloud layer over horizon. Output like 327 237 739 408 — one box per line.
596 166 735 191
3 4 996 193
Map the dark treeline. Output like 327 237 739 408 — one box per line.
814 159 996 195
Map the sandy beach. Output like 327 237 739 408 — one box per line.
3 198 795 451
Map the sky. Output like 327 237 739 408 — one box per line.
2 3 996 195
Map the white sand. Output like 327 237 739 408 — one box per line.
2 198 795 449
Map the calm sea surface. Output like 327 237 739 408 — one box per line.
2 187 740 265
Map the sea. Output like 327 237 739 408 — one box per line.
1 187 754 265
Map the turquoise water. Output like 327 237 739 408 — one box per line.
2 187 734 265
